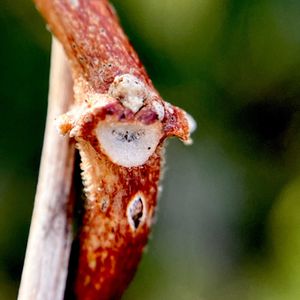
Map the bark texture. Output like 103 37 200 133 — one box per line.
22 1 194 299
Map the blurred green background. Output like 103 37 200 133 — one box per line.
1 0 300 299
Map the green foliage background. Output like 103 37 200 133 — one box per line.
0 0 299 299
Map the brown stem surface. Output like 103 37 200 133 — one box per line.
34 0 152 96
28 1 193 300
18 38 75 300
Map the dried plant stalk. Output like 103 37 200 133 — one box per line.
18 38 75 300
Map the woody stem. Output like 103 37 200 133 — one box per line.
18 38 75 300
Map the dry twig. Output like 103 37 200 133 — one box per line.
18 38 75 300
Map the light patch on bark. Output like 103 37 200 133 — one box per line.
152 101 165 121
96 122 162 167
127 194 146 231
108 74 149 113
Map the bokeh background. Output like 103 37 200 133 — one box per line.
1 0 300 299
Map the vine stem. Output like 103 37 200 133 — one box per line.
18 38 75 300
19 1 194 299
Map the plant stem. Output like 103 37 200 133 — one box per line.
18 38 75 300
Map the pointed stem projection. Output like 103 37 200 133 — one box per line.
18 38 75 300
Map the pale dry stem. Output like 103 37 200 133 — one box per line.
18 38 75 300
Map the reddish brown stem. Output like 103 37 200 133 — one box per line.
32 1 193 300
34 0 152 95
